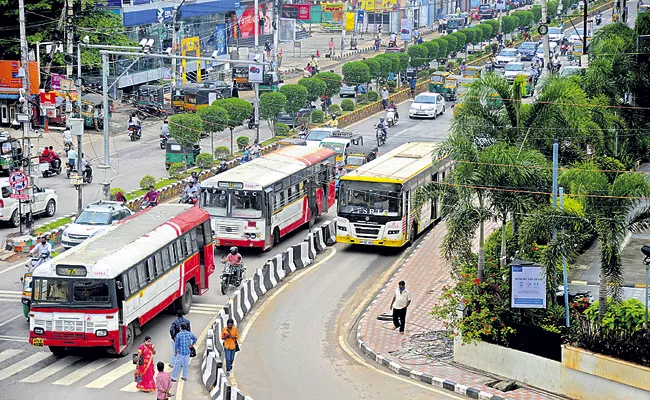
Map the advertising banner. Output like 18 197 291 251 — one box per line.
357 9 365 23
216 23 227 55
400 18 413 41
248 64 263 83
0 61 40 94
236 3 274 38
511 263 547 309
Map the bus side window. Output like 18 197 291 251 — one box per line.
433 172 438 182
146 257 155 279
122 274 130 297
136 263 148 285
154 253 164 276
186 234 196 253
128 269 138 294
173 240 183 260
202 220 212 244
179 236 188 257
162 248 172 270
168 244 177 265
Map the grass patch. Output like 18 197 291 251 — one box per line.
259 137 282 147
32 216 73 235
127 178 184 199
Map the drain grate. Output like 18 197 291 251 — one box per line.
486 380 520 392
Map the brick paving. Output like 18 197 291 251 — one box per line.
357 221 562 400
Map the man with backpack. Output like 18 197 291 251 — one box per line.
169 310 191 368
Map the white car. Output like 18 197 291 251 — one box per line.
0 179 57 227
503 62 527 82
535 41 559 58
303 127 341 146
466 42 489 54
408 93 446 119
62 200 132 249
495 48 521 68
547 26 565 43
559 66 585 77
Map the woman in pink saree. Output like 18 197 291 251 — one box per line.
136 336 157 392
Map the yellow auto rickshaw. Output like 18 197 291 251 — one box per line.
462 66 482 79
184 87 224 112
345 144 379 170
429 71 451 94
277 138 307 147
443 76 460 101
171 84 199 112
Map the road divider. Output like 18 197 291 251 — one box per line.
200 220 338 400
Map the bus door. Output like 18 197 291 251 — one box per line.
405 189 413 237
306 178 318 216
115 277 127 350
195 220 213 292
316 164 329 214
264 187 274 248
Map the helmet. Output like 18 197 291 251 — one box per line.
380 117 385 122
230 246 238 255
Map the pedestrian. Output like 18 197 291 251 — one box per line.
389 280 411 334
409 77 417 98
381 87 389 109
155 361 173 399
221 318 239 376
231 82 239 98
328 37 335 56
134 336 157 393
172 323 197 382
169 310 191 368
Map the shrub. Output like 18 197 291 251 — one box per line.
195 153 215 169
341 99 355 111
139 175 156 190
356 94 368 104
168 163 185 179
236 136 250 150
387 80 397 91
328 104 342 115
367 90 379 101
214 146 231 161
110 187 126 201
311 109 325 123
418 70 430 80
275 123 290 136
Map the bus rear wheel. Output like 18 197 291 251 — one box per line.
175 282 193 315
118 323 135 357
49 346 67 358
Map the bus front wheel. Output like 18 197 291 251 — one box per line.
119 323 135 357
49 346 67 358
175 282 193 315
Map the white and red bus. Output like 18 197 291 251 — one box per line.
29 204 215 356
200 145 337 250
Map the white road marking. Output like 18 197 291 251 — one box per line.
0 349 23 364
0 335 29 342
0 352 51 381
119 382 139 392
0 314 25 328
0 290 23 295
0 263 27 275
188 310 219 315
20 356 82 383
52 358 116 385
84 360 135 389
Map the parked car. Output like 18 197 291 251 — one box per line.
61 200 132 249
535 41 559 59
559 66 585 77
495 48 521 68
0 180 57 227
518 41 538 61
503 62 527 82
408 92 446 119
339 83 367 98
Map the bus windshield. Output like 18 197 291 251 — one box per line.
339 181 402 217
346 155 366 166
232 190 263 218
32 278 112 305
201 188 228 217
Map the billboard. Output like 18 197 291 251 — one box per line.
236 3 274 38
282 4 311 20
0 61 40 95
358 0 397 12
400 18 413 41
511 263 547 309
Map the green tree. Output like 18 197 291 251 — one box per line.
140 175 156 189
452 31 468 48
298 77 327 102
373 55 393 80
423 40 441 61
313 71 342 97
214 98 253 154
195 153 215 169
279 84 308 114
382 53 401 74
259 92 287 136
501 16 517 36
478 23 493 42
197 105 229 157
342 61 370 87
470 27 485 45
407 44 428 68
361 59 380 83
444 35 458 54
547 0 559 18
168 113 202 170
531 5 542 23
436 38 449 58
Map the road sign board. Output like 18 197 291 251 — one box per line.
9 171 28 192
9 193 29 200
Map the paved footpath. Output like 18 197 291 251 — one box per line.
357 221 564 400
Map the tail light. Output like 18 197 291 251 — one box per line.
0 199 4 208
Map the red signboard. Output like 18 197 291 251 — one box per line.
10 193 30 200
40 92 56 107
282 4 311 20
0 60 40 95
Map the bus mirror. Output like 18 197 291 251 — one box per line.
116 281 123 290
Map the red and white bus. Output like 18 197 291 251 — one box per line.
29 204 215 356
200 145 337 250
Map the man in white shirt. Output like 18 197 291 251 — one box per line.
389 280 411 334
29 236 53 258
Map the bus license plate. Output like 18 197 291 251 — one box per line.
359 240 373 245
32 338 44 348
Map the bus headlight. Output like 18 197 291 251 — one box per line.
245 233 257 239
337 225 347 231
95 329 108 337
33 327 44 335
388 230 400 235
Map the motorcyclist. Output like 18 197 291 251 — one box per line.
62 127 73 151
142 185 159 207
250 140 261 159
218 161 228 173
596 11 602 23
376 117 388 141
28 236 53 269
325 114 338 128
160 119 170 139
387 100 399 121
531 65 540 86
182 180 199 203
128 113 142 136
389 32 397 47
444 62 452 73
485 58 494 72
460 61 467 73
224 246 243 282
298 121 308 136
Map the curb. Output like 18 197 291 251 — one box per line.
200 222 338 400
353 229 508 400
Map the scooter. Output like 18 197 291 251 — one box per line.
375 124 387 146
137 104 167 120
596 15 602 25
179 192 198 204
128 125 142 141
41 159 62 178
386 109 398 127
68 163 93 184
26 252 51 272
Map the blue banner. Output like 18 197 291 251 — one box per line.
216 23 227 56
357 10 365 24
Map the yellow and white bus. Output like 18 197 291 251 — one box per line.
336 142 452 247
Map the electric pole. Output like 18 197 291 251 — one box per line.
254 0 261 143
18 0 33 232
76 43 84 214
66 0 74 77
541 0 551 71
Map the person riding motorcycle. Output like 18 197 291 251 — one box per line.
325 114 338 128
387 100 399 121
376 117 388 142
28 236 53 271
142 186 159 207
128 113 142 136
181 180 199 203
224 246 243 282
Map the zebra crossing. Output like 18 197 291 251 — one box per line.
0 299 221 390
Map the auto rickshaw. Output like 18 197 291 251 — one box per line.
345 144 378 170
232 65 252 89
165 138 200 169
462 66 482 79
172 84 199 112
0 131 25 174
260 70 280 93
137 85 165 108
184 87 224 112
443 76 460 101
21 272 32 319
320 131 364 164
277 138 307 147
81 93 111 130
429 71 450 93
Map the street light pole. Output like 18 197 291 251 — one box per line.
18 0 33 232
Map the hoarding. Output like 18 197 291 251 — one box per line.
511 263 547 309
0 61 40 95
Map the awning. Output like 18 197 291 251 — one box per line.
0 94 19 100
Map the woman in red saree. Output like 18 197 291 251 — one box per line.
136 336 157 392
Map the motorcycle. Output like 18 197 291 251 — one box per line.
551 61 561 74
386 109 398 127
220 261 246 295
560 44 568 56
596 15 602 25
159 133 168 150
485 61 495 73
141 200 158 209
137 104 167 120
68 162 93 183
375 124 387 146
26 252 51 272
128 125 142 141
217 161 228 174
179 191 198 204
